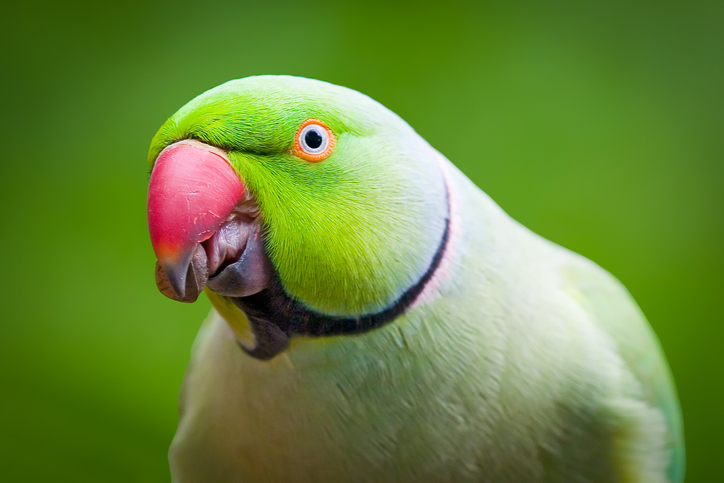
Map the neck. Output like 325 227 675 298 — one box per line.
233 210 451 359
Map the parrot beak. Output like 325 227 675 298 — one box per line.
148 141 244 302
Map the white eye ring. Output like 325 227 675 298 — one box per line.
293 119 335 162
299 124 329 155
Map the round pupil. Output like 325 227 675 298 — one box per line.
304 129 324 150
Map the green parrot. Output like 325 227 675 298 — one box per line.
146 75 684 482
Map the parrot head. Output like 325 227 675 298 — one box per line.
147 76 449 358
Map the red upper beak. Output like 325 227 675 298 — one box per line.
147 141 244 299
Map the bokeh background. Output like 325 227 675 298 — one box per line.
1 0 722 481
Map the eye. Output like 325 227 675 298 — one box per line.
293 119 335 162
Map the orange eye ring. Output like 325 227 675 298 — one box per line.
292 119 335 162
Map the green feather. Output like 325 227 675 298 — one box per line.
150 75 684 482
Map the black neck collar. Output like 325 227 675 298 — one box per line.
233 192 451 360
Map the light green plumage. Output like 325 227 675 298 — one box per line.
150 76 684 482
149 77 446 315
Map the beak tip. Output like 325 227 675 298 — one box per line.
154 245 209 303
155 259 188 300
166 263 188 299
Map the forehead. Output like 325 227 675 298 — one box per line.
178 76 402 132
149 76 412 163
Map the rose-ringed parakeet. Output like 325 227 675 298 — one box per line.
146 75 684 482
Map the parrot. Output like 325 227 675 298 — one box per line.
146 75 684 482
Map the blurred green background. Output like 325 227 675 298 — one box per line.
1 0 721 481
